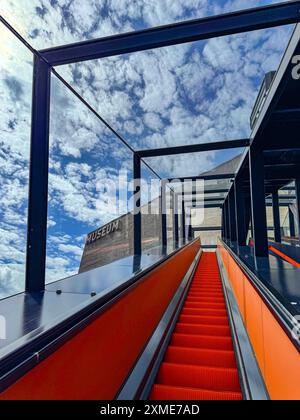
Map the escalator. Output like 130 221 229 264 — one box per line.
149 252 243 400
0 240 282 400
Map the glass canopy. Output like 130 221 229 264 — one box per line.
0 1 298 298
0 1 286 49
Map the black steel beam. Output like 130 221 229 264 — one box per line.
272 191 282 243
25 57 51 293
188 213 193 241
234 178 247 246
133 153 142 255
264 165 300 180
161 180 167 249
185 197 225 203
244 193 252 243
226 199 231 242
191 204 222 209
271 109 300 122
282 186 296 191
222 206 225 239
40 2 300 66
137 139 249 158
249 150 269 257
278 195 296 200
205 189 229 194
266 202 295 207
264 150 300 166
193 227 222 232
250 23 300 153
167 173 235 182
289 208 296 237
173 191 179 247
221 209 225 239
228 189 237 243
181 197 186 245
176 189 228 195
203 197 225 202
295 179 300 243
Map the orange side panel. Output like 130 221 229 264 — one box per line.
229 262 246 321
0 241 200 400
262 304 300 400
243 278 265 376
219 242 300 400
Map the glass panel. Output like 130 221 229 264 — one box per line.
46 74 133 283
191 206 222 246
0 23 32 299
266 206 274 240
0 1 286 49
144 149 242 179
278 182 296 239
140 162 161 253
166 185 174 251
56 25 293 154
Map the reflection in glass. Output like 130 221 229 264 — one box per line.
0 23 32 299
141 162 162 253
46 74 134 283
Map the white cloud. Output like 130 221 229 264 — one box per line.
58 243 83 258
144 112 164 131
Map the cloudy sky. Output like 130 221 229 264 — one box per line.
0 0 294 298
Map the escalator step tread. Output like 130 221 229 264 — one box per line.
171 333 233 351
149 384 243 400
182 308 227 316
175 323 230 336
184 301 226 307
156 363 241 392
165 346 237 368
179 314 229 326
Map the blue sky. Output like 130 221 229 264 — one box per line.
0 0 294 298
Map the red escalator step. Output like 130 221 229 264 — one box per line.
164 346 237 368
185 297 225 304
150 252 242 400
156 363 241 392
191 286 221 289
149 384 243 400
188 292 224 298
171 333 233 351
179 315 229 326
183 302 226 310
181 308 227 317
175 322 230 337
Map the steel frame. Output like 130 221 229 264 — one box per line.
272 191 282 243
249 150 269 257
19 1 300 290
295 179 300 244
289 208 296 237
39 2 300 66
137 139 249 158
25 57 51 292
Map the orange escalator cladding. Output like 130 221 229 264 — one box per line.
149 252 243 401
